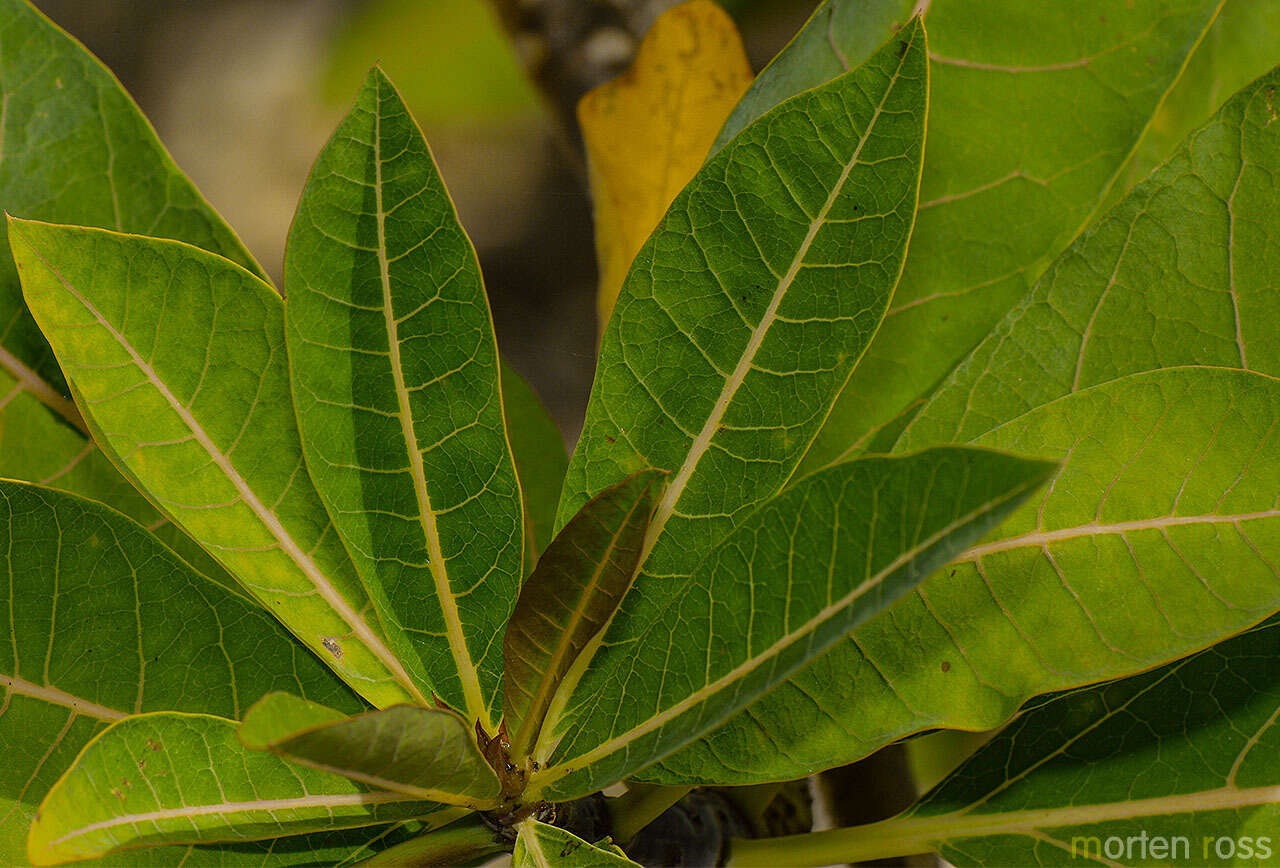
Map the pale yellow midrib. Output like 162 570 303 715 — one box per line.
955 508 1280 562
516 819 552 868
530 475 1035 793
26 241 423 706
371 95 486 728
0 344 87 435
1 673 126 722
639 34 916 568
50 791 415 846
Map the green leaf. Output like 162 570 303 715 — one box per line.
800 615 1280 866
554 23 928 735
529 447 1053 801
239 695 500 809
662 367 1280 786
284 68 523 728
0 0 265 402
1110 0 1280 200
8 218 424 709
777 0 1225 472
502 362 569 567
512 820 638 868
504 469 665 759
901 65 1280 447
27 713 439 866
0 480 364 864
649 55 1280 788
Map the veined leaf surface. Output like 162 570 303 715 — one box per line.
530 448 1052 800
240 695 500 809
746 0 1228 472
27 713 437 865
8 219 423 709
0 481 363 864
504 470 664 758
790 615 1280 867
512 820 638 868
501 362 567 568
658 367 1280 786
651 61 1280 786
901 66 1280 447
0 0 266 403
285 68 523 727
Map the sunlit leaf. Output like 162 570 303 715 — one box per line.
285 68 524 727
579 0 753 328
9 219 423 709
27 713 439 865
0 481 364 864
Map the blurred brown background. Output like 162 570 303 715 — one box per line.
31 0 814 443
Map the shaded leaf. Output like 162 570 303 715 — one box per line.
660 368 1280 786
502 362 568 568
530 447 1053 801
285 68 523 728
504 469 665 759
579 0 753 328
9 219 423 709
240 695 500 809
0 481 363 864
512 820 638 868
27 713 437 865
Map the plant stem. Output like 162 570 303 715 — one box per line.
723 815 936 867
362 815 507 867
608 783 695 843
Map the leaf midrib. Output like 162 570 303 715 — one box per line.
639 22 919 567
0 345 86 435
529 468 1039 795
50 790 417 848
955 509 1280 562
370 79 485 727
0 673 125 722
20 234 424 706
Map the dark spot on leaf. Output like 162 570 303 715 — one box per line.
950 569 956 577
147 738 161 752
605 435 616 444
941 661 952 673
137 759 146 771
1098 14 1106 23
322 637 343 659
897 41 908 58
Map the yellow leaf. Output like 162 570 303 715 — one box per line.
578 0 753 332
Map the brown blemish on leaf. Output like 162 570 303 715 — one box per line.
322 637 343 659
146 738 161 752
941 661 952 673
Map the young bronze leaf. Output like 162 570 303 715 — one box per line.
8 218 425 709
240 696 501 809
504 469 666 758
27 713 437 866
285 68 524 729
